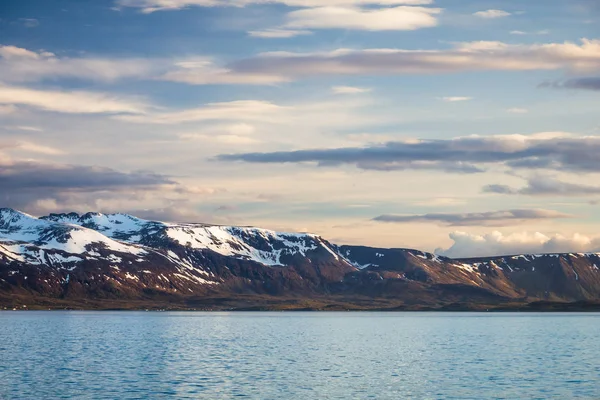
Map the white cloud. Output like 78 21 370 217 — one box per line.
116 0 435 13
473 9 511 19
3 126 43 132
440 96 472 102
13 141 65 155
179 123 259 144
438 230 600 258
0 45 47 59
116 100 285 124
181 133 259 144
284 6 440 31
0 139 64 155
510 30 549 35
507 108 529 114
0 85 150 114
0 45 156 83
248 29 312 38
332 86 372 94
159 58 287 85
0 45 285 86
4 39 600 86
230 39 600 79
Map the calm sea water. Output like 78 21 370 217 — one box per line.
0 312 599 399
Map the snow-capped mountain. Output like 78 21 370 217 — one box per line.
2 208 600 310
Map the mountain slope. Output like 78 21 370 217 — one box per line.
2 208 600 310
0 209 354 305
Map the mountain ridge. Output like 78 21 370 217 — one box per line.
2 208 600 310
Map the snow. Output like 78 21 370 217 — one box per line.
410 251 443 264
455 263 479 273
0 209 148 271
40 209 342 267
164 225 327 266
172 273 218 285
1 210 146 256
124 272 139 281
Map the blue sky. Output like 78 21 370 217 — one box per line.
1 0 600 257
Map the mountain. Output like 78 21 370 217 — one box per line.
2 208 600 310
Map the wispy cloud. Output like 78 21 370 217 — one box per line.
248 29 312 38
373 209 572 227
217 133 600 174
18 18 39 28
332 86 372 94
0 84 151 114
116 100 284 124
507 107 528 113
510 29 549 35
0 45 156 83
440 96 472 102
228 39 600 80
116 0 436 13
483 176 600 196
473 9 511 18
4 39 600 86
543 76 600 91
0 140 64 155
180 123 260 144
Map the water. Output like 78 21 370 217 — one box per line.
0 312 599 399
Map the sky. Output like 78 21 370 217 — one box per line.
1 0 600 257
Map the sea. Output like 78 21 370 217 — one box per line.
0 312 598 399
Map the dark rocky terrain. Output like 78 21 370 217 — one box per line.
2 208 600 310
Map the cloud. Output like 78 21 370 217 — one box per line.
483 176 600 196
283 6 440 31
115 0 435 13
18 18 39 28
510 30 549 35
0 140 64 155
181 133 259 144
0 45 286 85
159 58 287 85
0 45 157 83
332 86 372 94
116 100 284 124
0 84 150 114
0 105 17 115
0 160 174 191
0 157 218 217
440 96 472 102
4 39 600 86
507 108 528 113
2 126 43 132
473 9 511 18
373 209 572 227
217 133 600 173
228 39 600 79
437 231 600 258
248 29 312 38
557 77 600 91
0 45 46 59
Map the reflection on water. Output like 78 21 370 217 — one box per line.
1 312 599 399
